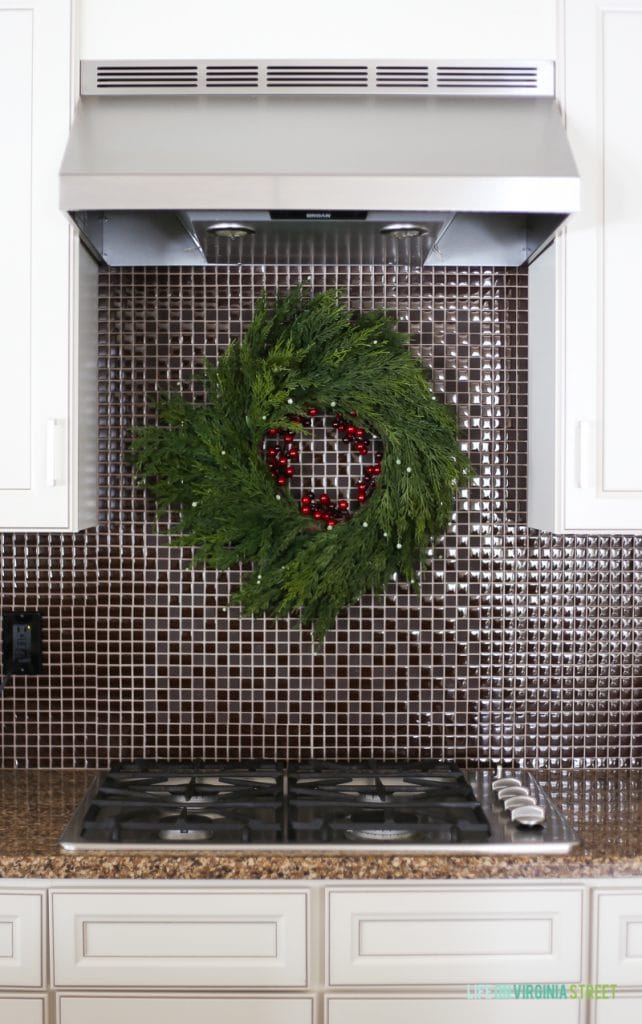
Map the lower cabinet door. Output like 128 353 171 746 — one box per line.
594 998 642 1023
57 994 314 1024
326 996 582 1024
593 891 642 987
51 888 308 987
0 997 45 1024
0 892 44 986
327 886 583 986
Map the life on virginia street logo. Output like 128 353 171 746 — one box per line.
467 983 618 1000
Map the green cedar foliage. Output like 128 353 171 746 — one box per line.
131 287 470 641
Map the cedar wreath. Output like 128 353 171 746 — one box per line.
132 287 470 640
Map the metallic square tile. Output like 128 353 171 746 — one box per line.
0 265 640 768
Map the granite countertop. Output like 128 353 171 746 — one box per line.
0 769 641 880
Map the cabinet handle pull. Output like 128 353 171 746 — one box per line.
46 418 66 487
575 420 594 490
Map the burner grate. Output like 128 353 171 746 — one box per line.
78 759 284 844
286 760 492 844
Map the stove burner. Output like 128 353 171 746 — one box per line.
158 811 226 842
342 809 422 842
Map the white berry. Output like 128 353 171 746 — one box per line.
287 398 294 405
406 466 412 473
396 542 402 549
363 521 368 528
395 458 401 465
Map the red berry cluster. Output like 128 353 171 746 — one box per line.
264 419 303 486
332 412 383 493
299 489 347 528
264 407 382 529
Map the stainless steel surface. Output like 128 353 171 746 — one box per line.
60 93 579 214
190 210 449 267
59 769 580 855
59 60 579 268
80 58 556 97
70 208 566 268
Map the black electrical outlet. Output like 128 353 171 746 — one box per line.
2 611 43 675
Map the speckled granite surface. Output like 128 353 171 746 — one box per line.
0 769 640 880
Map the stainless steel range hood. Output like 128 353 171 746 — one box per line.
60 59 580 267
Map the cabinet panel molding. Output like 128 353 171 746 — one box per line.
593 891 642 987
327 886 582 986
594 998 642 1024
0 998 45 1024
0 892 44 988
51 888 308 988
327 995 581 1024
58 994 313 1024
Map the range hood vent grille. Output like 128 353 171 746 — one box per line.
95 64 199 90
81 59 554 96
436 64 539 90
376 65 429 88
266 64 369 88
206 65 260 88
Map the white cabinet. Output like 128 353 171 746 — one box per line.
57 994 313 1024
50 888 308 988
0 892 44 988
327 885 583 987
326 995 581 1024
591 889 642 1020
0 998 46 1024
76 0 557 62
592 891 642 988
0 0 96 532
528 0 642 533
0 891 46 1022
6 876 642 1023
594 1002 642 1024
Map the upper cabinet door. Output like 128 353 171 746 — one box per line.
529 0 642 533
0 0 96 532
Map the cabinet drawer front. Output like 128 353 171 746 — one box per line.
51 889 308 987
594 891 642 986
58 995 313 1024
327 887 582 986
0 998 45 1024
0 893 43 987
595 998 642 1024
327 996 581 1024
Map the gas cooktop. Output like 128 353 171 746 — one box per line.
59 760 579 855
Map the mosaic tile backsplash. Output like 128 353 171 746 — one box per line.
0 264 640 769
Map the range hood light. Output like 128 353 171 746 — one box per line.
380 223 430 239
206 222 255 239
